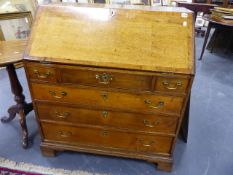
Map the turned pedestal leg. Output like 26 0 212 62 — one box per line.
1 64 33 148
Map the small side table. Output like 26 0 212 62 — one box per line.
0 40 33 148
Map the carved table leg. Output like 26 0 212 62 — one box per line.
1 104 18 123
1 64 33 148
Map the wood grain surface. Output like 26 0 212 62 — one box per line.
23 4 195 171
31 83 184 115
41 122 174 155
24 4 195 74
0 40 27 66
36 102 179 135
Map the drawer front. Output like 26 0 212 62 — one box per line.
155 77 189 93
60 68 153 91
25 62 57 82
41 122 173 154
31 83 184 115
36 103 178 134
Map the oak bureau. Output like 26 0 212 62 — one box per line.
23 4 195 172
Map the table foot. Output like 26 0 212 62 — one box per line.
1 102 33 148
1 103 33 123
0 102 32 123
1 104 18 123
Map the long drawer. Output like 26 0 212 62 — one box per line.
25 62 190 93
41 122 173 155
36 103 178 134
31 83 184 115
60 68 153 91
60 68 189 93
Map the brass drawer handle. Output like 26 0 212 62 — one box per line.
138 139 155 147
143 119 160 128
144 100 164 109
162 80 182 90
54 111 70 119
101 130 109 136
100 92 108 101
102 111 108 118
96 73 113 85
49 90 67 99
33 70 51 79
58 131 72 138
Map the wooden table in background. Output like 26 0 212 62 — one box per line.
0 40 33 148
199 15 233 60
176 1 217 36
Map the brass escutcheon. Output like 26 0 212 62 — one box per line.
101 130 108 136
102 111 108 118
96 73 113 85
100 92 108 100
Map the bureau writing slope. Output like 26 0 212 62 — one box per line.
23 4 195 172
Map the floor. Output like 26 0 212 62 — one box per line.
0 36 233 175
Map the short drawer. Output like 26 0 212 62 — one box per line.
60 68 153 91
31 83 184 115
155 77 189 93
41 122 173 155
25 62 57 82
36 103 178 134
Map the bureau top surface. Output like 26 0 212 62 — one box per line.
24 4 195 74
